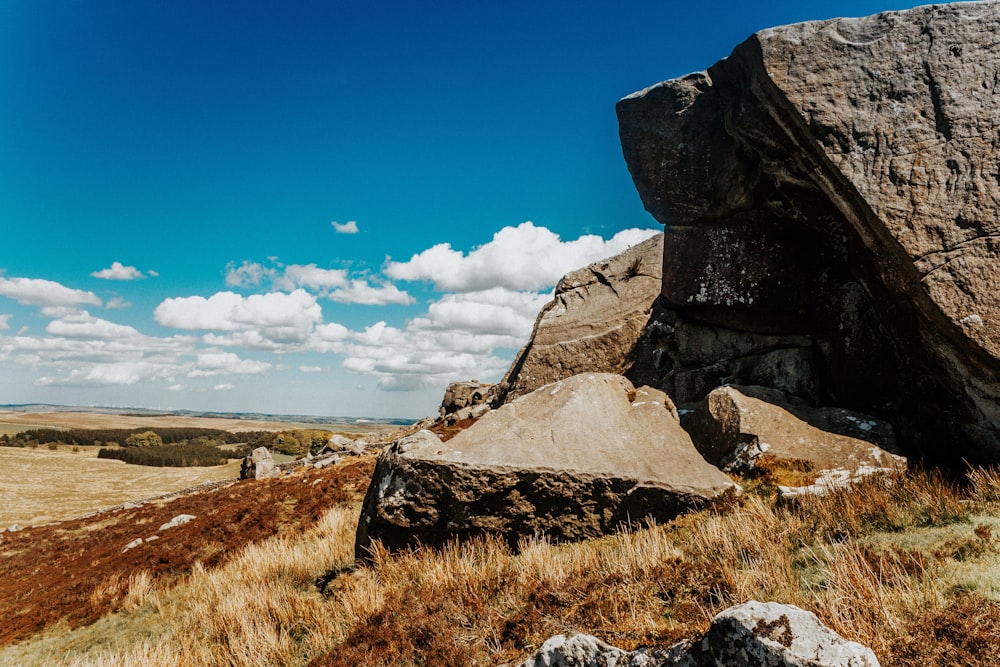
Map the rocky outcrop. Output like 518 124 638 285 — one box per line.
519 601 880 666
240 447 280 480
355 373 737 557
685 385 905 493
439 380 496 417
499 234 663 404
617 2 1000 466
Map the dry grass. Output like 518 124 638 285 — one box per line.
4 465 1000 666
0 446 242 527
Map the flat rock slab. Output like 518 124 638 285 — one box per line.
356 373 737 557
686 385 906 495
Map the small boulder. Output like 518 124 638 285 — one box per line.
439 380 497 416
519 601 879 666
159 514 196 531
356 373 737 558
690 601 880 666
685 386 905 494
240 446 280 480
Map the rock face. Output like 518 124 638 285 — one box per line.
499 234 663 404
685 385 905 492
617 3 1000 465
240 447 280 480
519 601 880 666
355 373 737 557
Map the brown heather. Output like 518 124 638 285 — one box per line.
2 460 1000 666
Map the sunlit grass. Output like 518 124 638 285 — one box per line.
4 466 1000 666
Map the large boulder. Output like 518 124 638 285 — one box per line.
685 385 906 494
355 373 737 558
617 3 1000 466
499 234 663 404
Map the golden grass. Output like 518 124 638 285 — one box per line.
0 446 242 527
5 467 1000 666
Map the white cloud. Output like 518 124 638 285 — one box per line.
277 264 348 291
45 310 144 340
0 276 102 308
154 290 322 346
385 221 659 292
226 260 274 288
327 280 414 305
214 383 236 391
105 296 131 310
0 314 9 330
299 365 322 373
91 261 149 281
188 351 272 377
332 220 359 234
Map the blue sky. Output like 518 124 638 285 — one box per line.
0 0 929 419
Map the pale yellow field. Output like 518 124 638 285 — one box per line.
0 410 395 434
0 446 242 529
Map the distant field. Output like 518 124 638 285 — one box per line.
0 446 243 528
0 410 398 434
0 410 400 529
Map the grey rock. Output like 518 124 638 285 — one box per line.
240 446 280 480
439 380 497 416
617 2 1000 465
355 373 737 558
518 633 632 667
159 514 196 531
520 602 878 666
691 601 880 666
499 235 664 404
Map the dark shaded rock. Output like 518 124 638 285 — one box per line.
355 374 737 558
618 2 1000 466
499 234 663 404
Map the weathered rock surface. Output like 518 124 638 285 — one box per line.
355 373 737 557
685 385 905 492
519 601 879 666
499 234 663 404
617 3 1000 465
240 447 280 480
439 380 497 416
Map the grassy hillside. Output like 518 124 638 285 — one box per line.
2 458 1000 666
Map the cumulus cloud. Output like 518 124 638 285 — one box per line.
45 310 144 340
105 296 131 310
327 280 414 306
188 351 271 377
214 383 236 391
0 276 102 308
154 290 322 345
91 261 150 281
0 314 9 330
385 221 659 292
277 264 348 292
332 220 359 234
299 365 323 373
225 260 275 288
